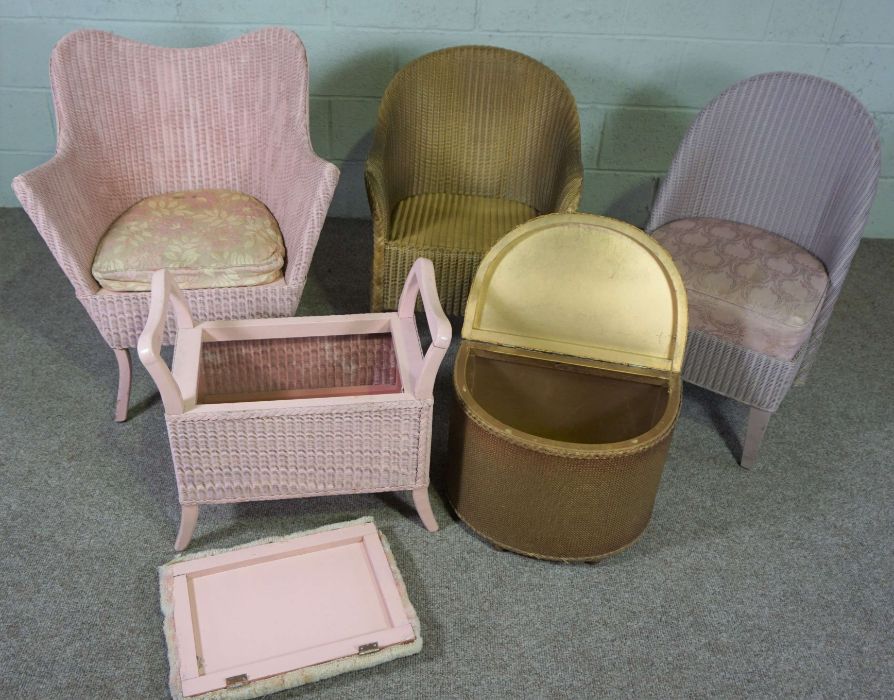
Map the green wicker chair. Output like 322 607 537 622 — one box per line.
366 45 582 315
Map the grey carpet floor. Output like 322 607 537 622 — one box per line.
1 207 892 699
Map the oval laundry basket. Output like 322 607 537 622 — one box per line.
447 214 688 561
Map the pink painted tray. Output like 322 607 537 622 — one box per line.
159 518 421 699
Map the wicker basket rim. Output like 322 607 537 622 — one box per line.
452 341 681 458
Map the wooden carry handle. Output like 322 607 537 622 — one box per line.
137 269 195 415
397 258 452 399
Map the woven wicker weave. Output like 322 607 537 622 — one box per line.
12 28 339 419
168 330 433 508
449 345 680 561
366 45 582 315
168 398 433 506
198 335 399 398
647 72 880 465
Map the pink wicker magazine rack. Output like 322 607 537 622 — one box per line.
138 259 451 550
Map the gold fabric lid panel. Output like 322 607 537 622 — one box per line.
462 214 688 373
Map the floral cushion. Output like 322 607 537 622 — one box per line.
653 218 828 361
92 189 285 292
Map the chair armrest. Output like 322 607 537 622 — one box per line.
549 133 584 213
266 151 340 289
397 258 452 399
365 145 393 244
12 151 123 296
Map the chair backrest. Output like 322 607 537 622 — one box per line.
50 28 311 200
373 45 580 211
648 72 879 280
648 72 880 376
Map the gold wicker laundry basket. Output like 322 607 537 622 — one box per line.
447 214 688 561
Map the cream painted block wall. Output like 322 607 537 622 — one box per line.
0 0 891 236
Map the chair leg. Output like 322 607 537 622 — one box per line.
741 407 772 469
113 348 132 423
411 487 439 532
174 505 199 551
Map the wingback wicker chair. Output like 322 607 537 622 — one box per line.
647 72 880 467
366 45 583 315
13 28 339 421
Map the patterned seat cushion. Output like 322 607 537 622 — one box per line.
92 189 285 292
390 193 536 252
653 218 828 360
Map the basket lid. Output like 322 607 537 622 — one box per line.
160 519 418 697
462 214 687 373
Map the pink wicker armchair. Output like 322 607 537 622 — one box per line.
648 73 880 467
12 28 339 421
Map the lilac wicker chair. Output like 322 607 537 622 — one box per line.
12 28 339 421
648 72 880 467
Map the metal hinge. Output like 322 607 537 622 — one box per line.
225 674 249 688
358 642 379 655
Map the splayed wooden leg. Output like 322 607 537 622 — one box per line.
741 407 772 469
175 505 199 551
411 487 439 532
113 347 132 422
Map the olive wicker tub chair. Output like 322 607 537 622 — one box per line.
365 45 583 316
12 28 339 421
647 72 880 467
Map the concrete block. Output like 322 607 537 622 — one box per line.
865 178 894 238
579 170 659 227
301 29 394 97
0 151 53 207
765 0 839 42
327 159 370 219
0 89 55 151
625 0 773 40
833 0 894 44
330 98 379 161
598 107 695 171
331 0 476 30
0 0 36 16
87 21 249 48
536 35 685 106
30 0 179 21
178 0 327 25
0 19 82 87
578 104 605 169
824 45 894 113
674 42 827 108
393 31 530 69
478 0 625 34
874 113 894 178
309 97 329 160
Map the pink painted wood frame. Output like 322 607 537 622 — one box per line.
397 258 452 400
138 261 450 414
164 521 415 696
137 269 195 415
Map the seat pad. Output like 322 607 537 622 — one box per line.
390 193 536 252
653 218 828 360
92 189 285 292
